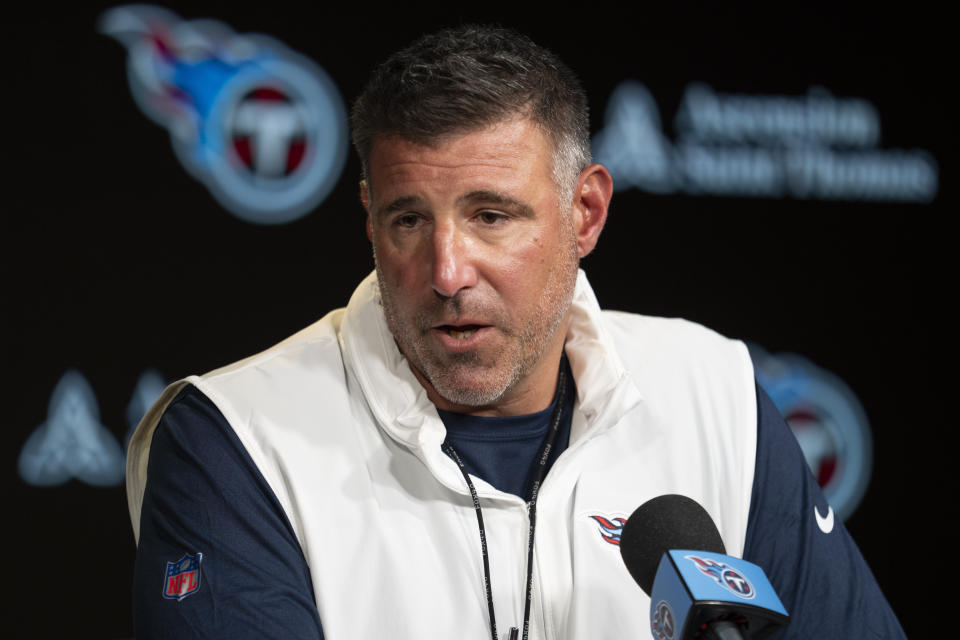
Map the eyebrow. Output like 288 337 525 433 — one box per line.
381 195 426 215
456 190 535 218
377 190 536 219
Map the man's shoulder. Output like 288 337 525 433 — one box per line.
200 308 347 387
596 309 754 396
599 309 745 358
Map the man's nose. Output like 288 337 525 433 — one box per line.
431 221 478 298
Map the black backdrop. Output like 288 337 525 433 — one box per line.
8 2 949 636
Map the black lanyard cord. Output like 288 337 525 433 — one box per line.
443 441 501 640
442 365 567 640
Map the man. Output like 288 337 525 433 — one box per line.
127 25 905 639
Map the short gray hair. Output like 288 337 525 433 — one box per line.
350 25 591 201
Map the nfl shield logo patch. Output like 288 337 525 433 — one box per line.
163 552 202 601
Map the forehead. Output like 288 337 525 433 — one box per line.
366 119 556 201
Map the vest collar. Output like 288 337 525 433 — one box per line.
339 270 644 486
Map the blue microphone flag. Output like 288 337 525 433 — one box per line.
650 550 788 639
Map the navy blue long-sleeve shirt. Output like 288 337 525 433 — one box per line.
133 375 904 639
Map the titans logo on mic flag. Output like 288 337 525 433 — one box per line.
163 553 203 601
686 555 755 599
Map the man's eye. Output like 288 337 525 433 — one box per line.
478 211 506 225
395 214 420 228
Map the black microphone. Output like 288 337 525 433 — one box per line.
619 495 789 640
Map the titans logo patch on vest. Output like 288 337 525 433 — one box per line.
590 515 627 545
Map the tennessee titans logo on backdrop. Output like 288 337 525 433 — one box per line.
163 552 203 601
99 5 347 225
589 515 627 545
685 555 755 599
750 344 873 521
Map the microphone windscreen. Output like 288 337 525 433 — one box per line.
619 494 726 595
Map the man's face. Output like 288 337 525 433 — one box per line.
363 118 581 415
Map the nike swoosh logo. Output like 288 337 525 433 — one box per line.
814 505 834 534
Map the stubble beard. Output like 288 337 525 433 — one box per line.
374 227 580 409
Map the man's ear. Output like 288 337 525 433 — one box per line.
360 180 373 241
571 164 613 258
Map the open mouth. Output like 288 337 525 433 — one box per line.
440 325 484 340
